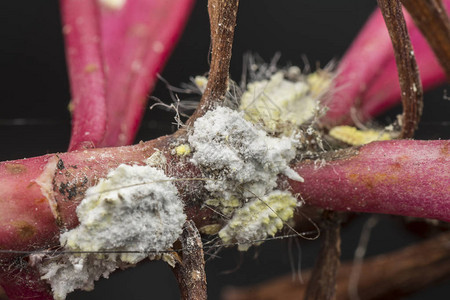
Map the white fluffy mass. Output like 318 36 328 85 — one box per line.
39 256 119 300
62 164 185 262
188 106 303 200
39 164 186 299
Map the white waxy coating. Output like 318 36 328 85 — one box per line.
40 164 185 299
189 106 303 200
39 256 118 300
62 164 185 263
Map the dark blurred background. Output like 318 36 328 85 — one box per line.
1 0 449 299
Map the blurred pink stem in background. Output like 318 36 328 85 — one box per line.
63 0 194 150
324 3 448 126
61 0 107 151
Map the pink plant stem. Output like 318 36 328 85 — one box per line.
325 4 448 126
98 0 194 147
0 138 448 297
0 139 165 299
0 142 163 252
359 27 446 121
0 268 53 300
61 0 107 151
324 9 395 125
291 140 450 221
62 0 194 150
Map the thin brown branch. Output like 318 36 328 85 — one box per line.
401 0 450 80
222 231 450 300
187 0 239 126
172 221 207 300
304 211 342 300
377 0 423 138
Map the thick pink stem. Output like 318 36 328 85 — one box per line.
291 140 450 221
0 157 62 299
0 143 161 252
325 4 448 125
0 140 162 299
61 0 108 151
0 138 448 297
99 0 194 147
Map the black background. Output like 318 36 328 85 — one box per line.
1 1 450 299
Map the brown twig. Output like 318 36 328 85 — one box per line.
172 221 207 300
186 0 239 126
223 231 450 300
377 0 423 138
304 211 342 300
401 0 450 80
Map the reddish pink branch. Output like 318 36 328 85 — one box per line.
61 0 107 151
0 269 53 300
0 138 448 298
0 141 165 253
291 140 450 221
0 139 166 299
324 4 448 125
99 0 194 147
